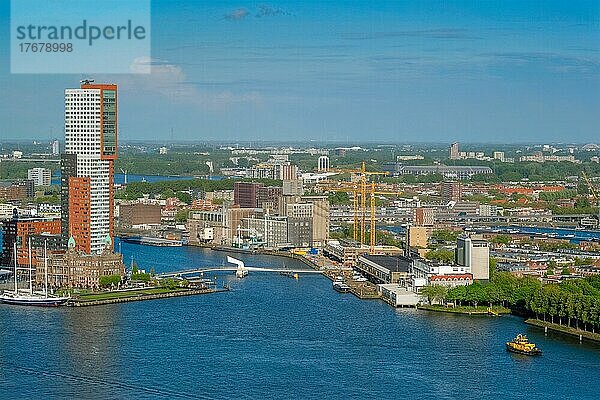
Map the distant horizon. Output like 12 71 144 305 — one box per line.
1 137 599 147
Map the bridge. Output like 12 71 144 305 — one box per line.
157 256 323 279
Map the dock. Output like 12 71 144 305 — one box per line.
69 287 227 307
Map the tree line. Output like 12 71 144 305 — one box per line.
116 178 282 201
420 273 600 334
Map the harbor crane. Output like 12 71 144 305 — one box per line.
581 171 600 226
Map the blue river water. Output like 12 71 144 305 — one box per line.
1 241 599 399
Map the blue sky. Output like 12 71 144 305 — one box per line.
0 1 598 143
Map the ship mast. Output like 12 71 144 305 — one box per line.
44 240 49 297
13 242 18 293
28 237 33 294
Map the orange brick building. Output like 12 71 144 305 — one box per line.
1 216 61 266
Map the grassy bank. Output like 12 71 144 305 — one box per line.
525 318 600 343
418 304 511 315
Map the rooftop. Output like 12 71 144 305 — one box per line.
360 254 411 272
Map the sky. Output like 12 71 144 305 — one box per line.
0 0 599 143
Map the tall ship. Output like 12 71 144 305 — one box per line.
506 334 542 356
0 241 70 307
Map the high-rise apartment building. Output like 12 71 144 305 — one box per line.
449 142 460 160
28 167 52 187
413 207 434 226
51 139 60 155
63 82 117 254
441 181 462 203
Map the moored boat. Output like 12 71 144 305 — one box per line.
0 241 70 307
506 334 542 355
333 281 350 293
0 292 70 307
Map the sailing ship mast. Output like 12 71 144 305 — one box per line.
28 237 33 294
13 242 18 293
44 240 49 297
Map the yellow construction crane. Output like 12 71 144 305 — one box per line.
581 171 600 224
318 163 402 254
322 162 387 243
368 182 403 254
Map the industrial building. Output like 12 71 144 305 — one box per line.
355 254 411 285
383 163 493 180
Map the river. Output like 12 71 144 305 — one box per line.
1 241 599 399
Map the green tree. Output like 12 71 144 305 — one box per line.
99 275 122 288
176 209 189 223
431 229 459 243
425 248 455 263
419 285 438 305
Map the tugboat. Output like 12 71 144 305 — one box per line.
506 334 542 355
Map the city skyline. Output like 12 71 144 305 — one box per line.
0 1 598 143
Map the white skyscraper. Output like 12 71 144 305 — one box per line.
63 81 117 254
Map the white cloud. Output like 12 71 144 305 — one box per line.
123 56 262 108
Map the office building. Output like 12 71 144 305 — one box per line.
243 215 289 248
43 241 125 289
28 168 52 187
456 235 490 280
256 186 283 211
356 254 411 285
63 82 118 254
287 216 313 247
407 225 429 248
